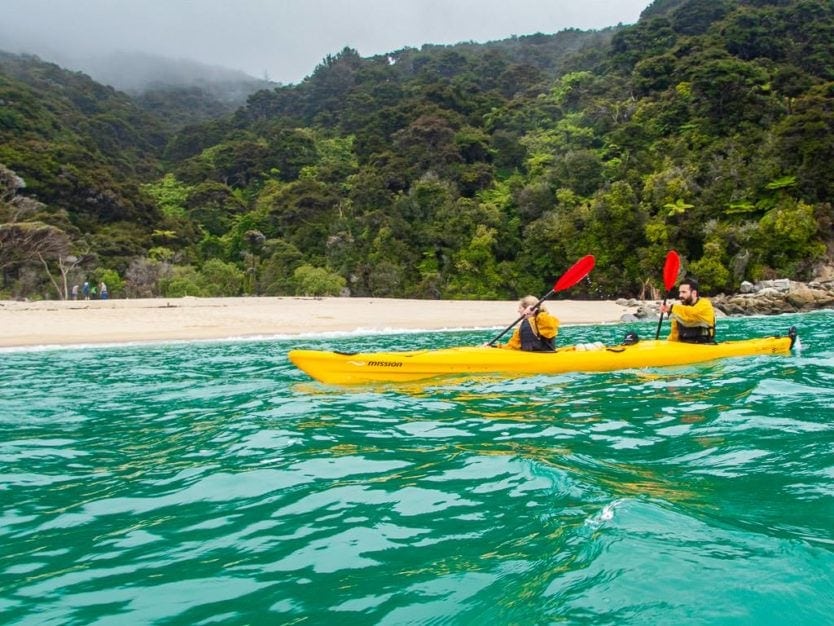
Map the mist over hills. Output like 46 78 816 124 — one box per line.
75 50 276 96
0 46 273 99
0 47 276 130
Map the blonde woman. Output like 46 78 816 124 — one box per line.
499 295 559 351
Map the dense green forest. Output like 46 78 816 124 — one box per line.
1 0 832 301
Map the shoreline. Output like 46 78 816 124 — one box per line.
0 296 633 348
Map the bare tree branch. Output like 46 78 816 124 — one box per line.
0 221 71 271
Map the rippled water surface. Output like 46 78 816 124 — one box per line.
2 311 833 625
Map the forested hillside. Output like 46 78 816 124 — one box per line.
2 0 832 301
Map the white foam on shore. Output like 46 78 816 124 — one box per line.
0 325 499 353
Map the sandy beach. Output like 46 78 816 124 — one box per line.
0 296 634 348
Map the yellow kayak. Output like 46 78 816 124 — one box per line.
288 328 798 385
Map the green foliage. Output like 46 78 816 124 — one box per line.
200 258 244 296
292 264 346 296
142 174 190 219
688 56 771 133
155 259 244 296
664 198 694 217
299 134 359 184
688 241 731 293
89 222 152 273
160 266 208 297
442 224 503 299
186 181 246 236
259 239 304 295
753 199 825 276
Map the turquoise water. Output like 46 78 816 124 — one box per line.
2 311 833 625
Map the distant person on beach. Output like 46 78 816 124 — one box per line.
82 281 90 300
499 295 559 351
99 282 108 300
71 284 79 300
660 277 716 343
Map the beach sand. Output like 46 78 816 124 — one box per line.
0 296 635 348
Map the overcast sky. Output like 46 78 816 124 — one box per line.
1 0 652 84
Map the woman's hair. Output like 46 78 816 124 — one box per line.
519 295 546 311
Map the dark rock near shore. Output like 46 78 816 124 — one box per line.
712 279 834 316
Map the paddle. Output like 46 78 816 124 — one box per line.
655 250 681 339
487 254 596 346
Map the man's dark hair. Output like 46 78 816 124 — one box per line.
680 277 699 293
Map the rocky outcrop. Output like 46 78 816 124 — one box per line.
711 279 834 316
617 278 834 321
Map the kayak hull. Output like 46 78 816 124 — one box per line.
288 332 796 385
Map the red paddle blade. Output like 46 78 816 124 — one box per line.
553 255 595 292
663 250 681 291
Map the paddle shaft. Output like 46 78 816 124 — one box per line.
655 292 670 340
